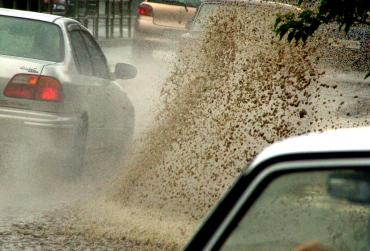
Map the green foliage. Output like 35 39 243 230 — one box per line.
274 0 370 79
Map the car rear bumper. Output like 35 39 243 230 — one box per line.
0 107 79 160
134 17 187 48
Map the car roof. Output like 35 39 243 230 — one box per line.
250 127 370 169
0 8 63 23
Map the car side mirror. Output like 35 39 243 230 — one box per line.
327 171 370 204
114 63 137 80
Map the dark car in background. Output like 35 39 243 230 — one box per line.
43 0 66 12
133 0 200 57
43 0 97 16
0 8 137 178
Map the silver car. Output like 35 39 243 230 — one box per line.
0 8 136 177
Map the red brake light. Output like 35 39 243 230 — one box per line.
137 4 153 16
4 74 64 102
34 76 64 102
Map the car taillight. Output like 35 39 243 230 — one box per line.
137 4 153 16
4 74 64 102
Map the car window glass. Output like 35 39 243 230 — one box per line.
69 30 93 76
221 170 370 251
80 31 110 79
0 16 62 62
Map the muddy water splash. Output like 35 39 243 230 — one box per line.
116 5 321 215
38 4 369 249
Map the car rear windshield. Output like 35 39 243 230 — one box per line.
147 0 200 8
0 16 63 62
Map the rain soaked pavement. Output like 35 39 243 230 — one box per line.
0 182 164 250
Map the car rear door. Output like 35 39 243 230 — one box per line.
67 25 113 153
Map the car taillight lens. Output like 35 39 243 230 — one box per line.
137 4 153 16
4 74 64 102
